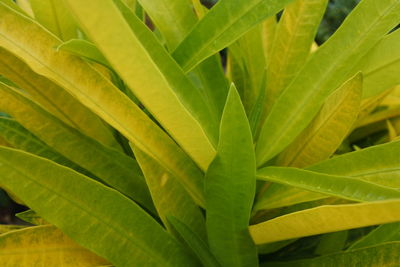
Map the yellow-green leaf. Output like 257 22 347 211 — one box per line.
277 73 362 167
133 146 207 241
265 0 328 113
0 225 109 266
0 47 121 151
0 82 154 212
256 0 400 166
30 0 77 40
0 3 205 206
65 0 218 170
250 200 400 244
0 147 199 267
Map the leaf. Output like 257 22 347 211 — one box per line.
0 47 121 151
256 0 400 166
0 225 108 266
57 39 111 68
315 231 348 255
30 0 77 40
256 167 400 210
268 242 400 266
230 25 266 113
0 82 155 212
0 225 26 235
0 147 199 267
250 200 400 244
309 140 400 188
0 117 88 174
167 216 222 267
0 3 205 206
65 0 218 170
205 85 258 267
256 140 400 210
265 0 328 113
355 29 400 98
133 146 207 241
16 210 48 225
172 0 295 71
349 222 400 250
277 73 362 168
137 0 229 120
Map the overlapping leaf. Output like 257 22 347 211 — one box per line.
0 147 198 267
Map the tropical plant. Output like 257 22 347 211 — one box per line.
0 0 399 266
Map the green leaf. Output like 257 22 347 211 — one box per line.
0 83 155 213
0 3 205 206
0 47 121 151
0 117 89 175
250 200 400 244
268 242 400 266
315 231 348 255
57 39 111 68
172 0 295 71
349 222 400 250
277 73 362 168
137 0 229 121
256 167 400 210
167 216 222 267
16 210 48 225
205 85 258 267
355 29 400 98
309 140 400 188
0 225 109 266
229 25 266 113
65 0 218 170
256 140 400 210
256 0 400 166
0 147 199 267
30 0 77 40
265 0 328 113
133 146 207 241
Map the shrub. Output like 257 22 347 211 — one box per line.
0 0 400 266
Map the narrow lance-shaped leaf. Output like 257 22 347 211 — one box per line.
250 200 400 244
0 47 121 151
348 222 400 250
0 147 199 267
277 73 362 168
30 0 77 40
256 0 400 166
309 140 400 188
230 24 266 113
0 82 155 213
57 39 111 68
354 29 400 98
205 85 258 267
255 140 400 210
268 242 400 267
167 216 222 267
0 225 108 266
255 167 400 211
172 0 296 71
0 117 90 175
0 3 206 206
265 0 328 113
65 0 218 170
133 146 207 241
136 0 229 119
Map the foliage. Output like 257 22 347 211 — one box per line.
0 0 399 266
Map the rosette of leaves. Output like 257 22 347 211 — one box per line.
0 0 400 266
